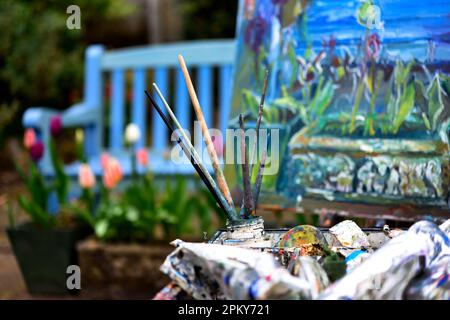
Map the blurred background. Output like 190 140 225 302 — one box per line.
0 0 238 299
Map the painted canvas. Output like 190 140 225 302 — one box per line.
226 0 450 220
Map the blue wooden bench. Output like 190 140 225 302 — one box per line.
23 40 236 178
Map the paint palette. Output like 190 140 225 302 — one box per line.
208 226 392 263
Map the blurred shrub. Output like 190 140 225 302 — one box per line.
0 0 133 142
179 0 238 40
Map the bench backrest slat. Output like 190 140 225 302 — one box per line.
132 68 147 149
110 69 125 150
175 68 190 132
196 65 213 150
153 67 169 152
84 45 104 157
219 65 232 135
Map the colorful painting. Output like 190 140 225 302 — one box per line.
227 0 450 216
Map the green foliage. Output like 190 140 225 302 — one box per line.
242 86 300 125
364 71 383 136
414 73 450 132
179 0 237 40
74 174 223 243
392 79 415 134
307 77 334 122
0 101 18 145
0 0 133 136
287 76 336 136
428 74 450 131
49 138 69 204
158 176 192 238
93 200 155 243
15 131 73 229
15 162 54 228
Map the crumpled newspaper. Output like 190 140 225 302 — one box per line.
160 239 329 300
329 220 371 249
405 253 450 300
158 219 450 300
403 218 450 300
440 219 450 235
320 220 450 300
328 220 372 272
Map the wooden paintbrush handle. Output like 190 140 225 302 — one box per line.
239 114 255 218
178 54 235 208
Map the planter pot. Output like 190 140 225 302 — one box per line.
77 238 178 299
7 222 89 295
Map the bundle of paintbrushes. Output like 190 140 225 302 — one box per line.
145 55 270 245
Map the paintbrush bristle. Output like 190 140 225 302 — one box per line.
239 114 255 218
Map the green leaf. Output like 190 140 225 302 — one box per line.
427 74 447 131
311 78 334 119
394 60 414 87
287 43 299 87
349 82 365 134
365 71 383 136
392 80 415 134
65 203 95 228
414 78 428 115
95 219 109 239
421 112 431 131
18 195 53 228
49 138 69 204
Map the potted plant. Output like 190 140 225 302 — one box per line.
7 117 90 295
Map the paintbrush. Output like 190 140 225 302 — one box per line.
152 83 237 220
145 90 240 222
239 114 255 218
250 69 269 176
177 55 235 209
237 70 269 216
250 70 269 210
252 148 267 207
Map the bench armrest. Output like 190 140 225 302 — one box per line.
62 103 101 127
22 107 59 129
22 103 100 129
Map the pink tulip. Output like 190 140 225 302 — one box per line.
23 128 36 150
136 148 149 167
100 152 110 170
78 164 96 189
103 157 123 189
79 164 95 188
